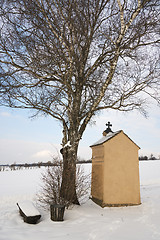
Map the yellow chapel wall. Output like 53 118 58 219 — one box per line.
91 145 104 203
103 131 141 206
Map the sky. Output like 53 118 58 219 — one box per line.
0 102 160 165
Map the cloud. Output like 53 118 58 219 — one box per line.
32 150 51 159
0 102 159 164
83 105 160 158
0 111 11 117
78 145 91 160
0 139 61 164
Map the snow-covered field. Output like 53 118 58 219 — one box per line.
0 161 160 240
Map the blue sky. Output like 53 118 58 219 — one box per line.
0 102 160 165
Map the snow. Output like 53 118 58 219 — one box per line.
0 161 160 240
90 130 140 149
90 130 121 147
63 141 71 148
17 201 40 216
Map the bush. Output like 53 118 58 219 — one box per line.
37 160 91 209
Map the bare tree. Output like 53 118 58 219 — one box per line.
0 0 159 204
37 160 91 209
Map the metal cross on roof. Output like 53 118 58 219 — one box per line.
106 121 112 128
104 121 113 134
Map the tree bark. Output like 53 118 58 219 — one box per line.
60 143 80 205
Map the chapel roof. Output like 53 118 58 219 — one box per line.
90 130 121 147
90 130 140 149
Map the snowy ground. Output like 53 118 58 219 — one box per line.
0 161 160 240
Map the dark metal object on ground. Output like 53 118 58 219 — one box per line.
50 204 65 221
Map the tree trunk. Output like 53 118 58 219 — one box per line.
60 143 80 205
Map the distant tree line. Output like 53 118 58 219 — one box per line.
0 161 59 171
1 155 160 171
139 154 160 161
0 159 92 171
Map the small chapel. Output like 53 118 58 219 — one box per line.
90 122 141 207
